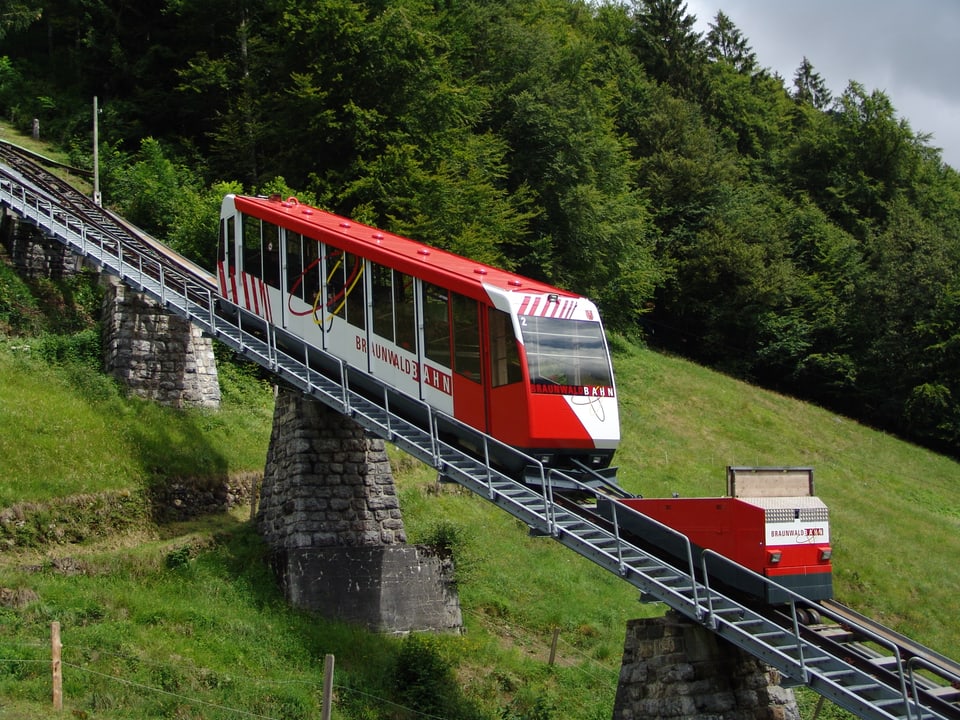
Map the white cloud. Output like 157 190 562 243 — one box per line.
685 0 960 168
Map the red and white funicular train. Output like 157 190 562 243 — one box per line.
217 194 620 481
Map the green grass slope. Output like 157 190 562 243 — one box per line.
0 125 957 716
3 329 960 719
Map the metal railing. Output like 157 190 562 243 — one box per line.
2 159 956 720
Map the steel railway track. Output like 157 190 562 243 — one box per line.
4 139 960 720
802 601 960 717
0 140 215 292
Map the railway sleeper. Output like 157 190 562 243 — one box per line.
867 655 900 670
926 686 960 701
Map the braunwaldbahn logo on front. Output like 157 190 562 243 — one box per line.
531 383 615 398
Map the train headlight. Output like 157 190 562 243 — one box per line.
589 454 604 466
768 550 782 564
819 548 833 561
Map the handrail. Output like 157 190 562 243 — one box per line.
5 155 960 720
908 656 960 711
700 549 920 720
597 493 703 612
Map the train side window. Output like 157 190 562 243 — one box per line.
489 308 522 387
395 271 416 352
263 221 280 287
326 247 366 330
371 264 417 352
344 252 365 330
452 292 481 381
285 231 304 297
302 238 320 303
218 218 228 263
372 263 393 339
422 283 451 368
242 215 262 279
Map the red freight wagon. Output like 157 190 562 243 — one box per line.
600 467 833 604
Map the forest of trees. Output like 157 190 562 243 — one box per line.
2 0 959 458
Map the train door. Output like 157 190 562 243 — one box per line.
280 229 325 343
450 292 487 433
217 212 238 302
319 243 368 369
419 283 456 417
240 214 261 314
485 307 526 443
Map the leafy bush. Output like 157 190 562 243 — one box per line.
165 546 192 570
33 327 101 368
0 259 42 334
421 519 467 557
392 633 484 719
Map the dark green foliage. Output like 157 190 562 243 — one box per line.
793 57 832 110
0 264 102 337
33 328 101 369
0 255 40 333
393 633 485 719
705 11 757 73
501 694 557 720
421 519 467 557
0 0 958 454
165 546 192 570
628 0 707 98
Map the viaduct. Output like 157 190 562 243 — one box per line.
2 208 800 720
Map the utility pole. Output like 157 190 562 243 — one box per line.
93 96 101 207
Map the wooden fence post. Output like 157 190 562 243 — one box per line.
51 621 62 711
321 654 335 720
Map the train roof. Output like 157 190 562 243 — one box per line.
231 194 583 303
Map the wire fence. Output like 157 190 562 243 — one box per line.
0 615 621 719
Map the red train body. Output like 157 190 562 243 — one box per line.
601 467 833 604
216 194 620 479
216 194 833 604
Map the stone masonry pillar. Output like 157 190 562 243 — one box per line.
101 276 221 408
613 612 800 720
0 209 76 279
257 386 462 633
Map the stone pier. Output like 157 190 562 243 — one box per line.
1 208 77 279
613 612 800 720
101 275 221 408
257 386 462 634
1 210 220 409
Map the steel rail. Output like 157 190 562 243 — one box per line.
2 142 959 720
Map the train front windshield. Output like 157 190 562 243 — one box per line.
521 315 614 394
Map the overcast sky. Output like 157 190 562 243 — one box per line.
683 0 960 169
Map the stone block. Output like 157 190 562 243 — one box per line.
613 613 800 720
276 545 462 633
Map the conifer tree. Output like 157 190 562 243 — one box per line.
629 0 706 98
792 56 832 109
705 10 757 74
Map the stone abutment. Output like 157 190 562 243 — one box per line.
101 275 221 408
257 386 462 634
614 612 800 720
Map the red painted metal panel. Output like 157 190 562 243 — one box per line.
617 497 832 580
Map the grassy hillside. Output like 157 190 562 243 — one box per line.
3 326 960 718
1 123 959 716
